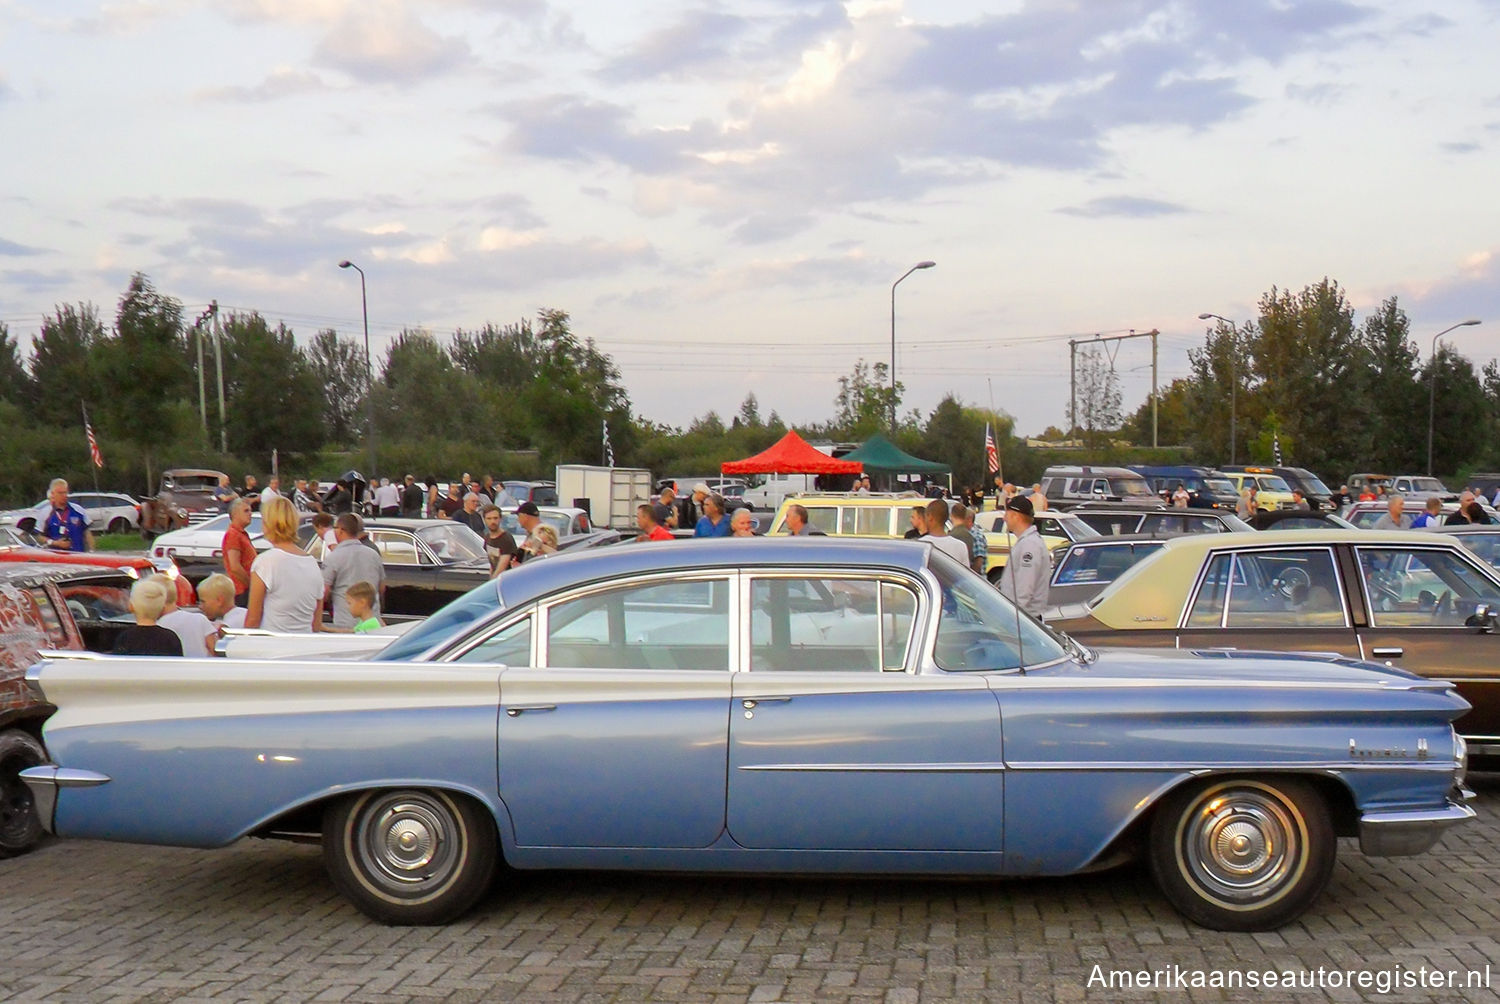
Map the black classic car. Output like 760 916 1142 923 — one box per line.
302 519 492 617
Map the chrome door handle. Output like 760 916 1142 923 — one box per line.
741 697 791 709
1370 647 1403 659
504 705 556 717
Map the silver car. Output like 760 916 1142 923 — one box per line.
0 492 142 535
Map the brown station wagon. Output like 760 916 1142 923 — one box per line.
1046 529 1500 757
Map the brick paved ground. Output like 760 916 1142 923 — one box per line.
0 775 1494 1003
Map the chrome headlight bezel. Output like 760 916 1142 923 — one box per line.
1454 733 1468 788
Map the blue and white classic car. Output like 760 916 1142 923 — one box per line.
21 539 1473 930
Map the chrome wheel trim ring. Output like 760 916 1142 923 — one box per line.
1177 784 1306 908
354 794 462 896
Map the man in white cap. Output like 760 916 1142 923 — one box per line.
680 482 712 531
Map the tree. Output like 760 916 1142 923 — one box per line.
1183 319 1257 462
1068 344 1122 447
29 303 106 427
833 359 902 437
736 393 762 428
378 329 477 437
1121 378 1195 448
95 274 191 477
1248 279 1368 473
0 323 33 409
308 328 368 446
217 312 324 462
1358 297 1421 471
1424 348 1488 477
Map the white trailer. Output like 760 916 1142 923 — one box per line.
555 465 654 531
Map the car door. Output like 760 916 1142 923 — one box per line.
1350 543 1500 742
486 574 734 848
1174 545 1362 659
727 573 1004 851
366 529 433 615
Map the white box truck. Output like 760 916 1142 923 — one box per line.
555 465 654 532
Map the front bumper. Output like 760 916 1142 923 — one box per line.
17 766 112 835
1359 796 1475 856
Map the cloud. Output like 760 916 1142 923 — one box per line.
1442 141 1482 154
49 0 188 37
0 237 46 256
600 10 750 83
1057 196 1192 218
311 3 474 83
1393 249 1500 332
196 68 332 103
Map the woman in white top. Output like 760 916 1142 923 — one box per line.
246 495 325 632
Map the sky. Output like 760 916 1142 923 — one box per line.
2 0 1498 435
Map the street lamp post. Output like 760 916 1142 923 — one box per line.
1198 312 1238 464
890 261 936 434
338 260 377 482
1426 318 1482 476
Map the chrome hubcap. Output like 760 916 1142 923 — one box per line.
1182 787 1301 904
355 794 460 892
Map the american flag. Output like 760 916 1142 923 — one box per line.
984 423 999 473
83 405 103 468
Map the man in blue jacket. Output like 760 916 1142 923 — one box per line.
42 478 93 552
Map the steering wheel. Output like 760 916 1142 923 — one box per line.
1272 566 1311 601
1431 590 1453 622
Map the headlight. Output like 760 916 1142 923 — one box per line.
123 566 139 580
1455 734 1468 788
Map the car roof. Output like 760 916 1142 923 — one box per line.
164 468 227 479
0 560 132 586
495 537 937 610
1085 528 1472 628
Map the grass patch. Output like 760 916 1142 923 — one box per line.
94 532 148 552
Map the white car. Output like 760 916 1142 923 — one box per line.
495 506 594 539
0 492 142 535
150 513 269 566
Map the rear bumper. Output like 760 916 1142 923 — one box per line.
17 766 112 835
1359 796 1475 856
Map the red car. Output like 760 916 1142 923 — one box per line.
0 547 194 606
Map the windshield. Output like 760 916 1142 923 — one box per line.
375 582 503 660
1289 471 1332 495
1409 477 1447 492
499 511 573 538
1109 478 1156 498
928 553 1065 671
1257 476 1292 492
1202 477 1237 496
415 523 487 562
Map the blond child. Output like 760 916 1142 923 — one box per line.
346 581 382 634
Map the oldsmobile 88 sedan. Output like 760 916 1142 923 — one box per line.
22 539 1472 931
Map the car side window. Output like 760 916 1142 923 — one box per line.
1220 549 1345 628
371 531 420 565
1357 548 1500 627
805 507 838 534
749 577 916 672
853 506 890 535
455 616 532 664
1186 553 1232 627
546 578 730 670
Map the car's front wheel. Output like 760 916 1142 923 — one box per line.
0 730 47 858
323 788 497 925
1149 777 1334 931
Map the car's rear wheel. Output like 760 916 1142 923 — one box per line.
107 517 130 534
0 730 47 858
323 788 497 925
1149 776 1333 931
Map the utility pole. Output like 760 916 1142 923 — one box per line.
1067 329 1158 445
211 301 227 453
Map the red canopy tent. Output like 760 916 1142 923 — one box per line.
721 431 863 475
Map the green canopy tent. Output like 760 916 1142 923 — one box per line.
839 434 949 489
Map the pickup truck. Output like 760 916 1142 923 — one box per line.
0 561 138 857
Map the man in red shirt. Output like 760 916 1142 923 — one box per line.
636 504 673 541
222 499 258 607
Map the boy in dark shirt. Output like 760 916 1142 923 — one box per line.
114 578 184 656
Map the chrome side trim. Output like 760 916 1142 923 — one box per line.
17 767 112 836
1359 800 1475 856
738 762 1008 773
34 649 104 661
1005 760 1459 773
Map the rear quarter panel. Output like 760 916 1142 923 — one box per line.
39 657 505 847
991 666 1466 874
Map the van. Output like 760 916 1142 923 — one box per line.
1221 465 1335 511
1128 465 1239 509
1221 468 1296 511
1038 466 1159 510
